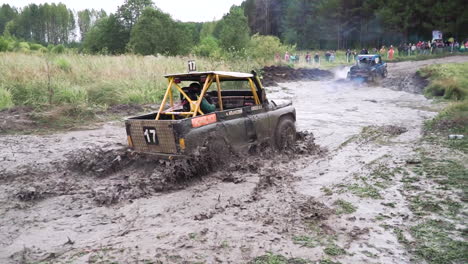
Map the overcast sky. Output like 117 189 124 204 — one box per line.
1 0 246 22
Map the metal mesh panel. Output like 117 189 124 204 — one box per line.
129 120 178 154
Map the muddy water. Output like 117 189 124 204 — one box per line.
268 78 436 150
266 79 438 263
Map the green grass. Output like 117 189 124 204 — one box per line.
347 184 382 199
292 235 321 248
319 259 341 264
323 244 346 256
0 52 264 130
421 63 468 149
250 253 310 264
0 53 263 112
333 199 357 215
419 63 468 101
390 52 467 63
410 220 468 264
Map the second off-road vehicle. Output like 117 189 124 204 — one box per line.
347 54 387 82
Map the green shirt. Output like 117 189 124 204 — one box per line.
200 97 216 113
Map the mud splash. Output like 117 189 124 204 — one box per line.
7 130 322 207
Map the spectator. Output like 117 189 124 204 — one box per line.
379 46 386 55
329 51 335 62
388 45 395 60
284 51 290 62
352 50 358 61
397 43 403 56
360 48 368 54
275 53 280 62
305 52 311 63
411 43 417 55
325 51 331 62
345 49 352 63
314 52 320 64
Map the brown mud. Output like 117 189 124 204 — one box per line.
1 56 467 263
261 65 334 86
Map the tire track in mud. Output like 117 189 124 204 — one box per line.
1 129 330 263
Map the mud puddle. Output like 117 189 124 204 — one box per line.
0 123 324 263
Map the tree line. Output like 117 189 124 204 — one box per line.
243 0 468 49
0 0 466 55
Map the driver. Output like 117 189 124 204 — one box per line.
183 83 216 113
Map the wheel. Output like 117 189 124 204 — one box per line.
382 69 388 78
369 72 377 83
275 118 296 151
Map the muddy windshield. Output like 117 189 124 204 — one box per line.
357 58 375 66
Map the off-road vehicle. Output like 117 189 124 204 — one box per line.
125 70 296 159
347 54 387 82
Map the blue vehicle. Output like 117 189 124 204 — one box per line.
347 54 388 82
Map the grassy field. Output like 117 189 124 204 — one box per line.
418 62 468 157
0 53 264 111
419 62 468 136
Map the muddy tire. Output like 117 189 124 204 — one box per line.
382 69 388 78
275 118 296 151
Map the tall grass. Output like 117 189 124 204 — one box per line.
419 63 468 100
420 63 468 135
0 53 264 111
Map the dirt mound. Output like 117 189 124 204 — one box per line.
97 104 144 116
297 197 334 221
262 66 334 86
0 106 37 133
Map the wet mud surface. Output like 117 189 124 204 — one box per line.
261 65 334 86
1 56 467 263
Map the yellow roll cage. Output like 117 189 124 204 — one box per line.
155 71 262 120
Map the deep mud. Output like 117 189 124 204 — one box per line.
261 65 334 86
1 56 467 264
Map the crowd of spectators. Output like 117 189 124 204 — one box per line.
275 39 468 65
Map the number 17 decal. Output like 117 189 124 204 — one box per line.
143 127 159 145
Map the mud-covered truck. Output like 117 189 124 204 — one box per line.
347 54 387 82
125 71 296 158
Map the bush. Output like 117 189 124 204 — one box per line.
0 87 14 110
30 43 45 51
192 36 222 58
0 37 8 52
8 82 50 106
55 58 72 72
54 86 88 105
86 82 125 106
247 34 294 61
52 44 65 54
421 63 468 101
15 42 30 53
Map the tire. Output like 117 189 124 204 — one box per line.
275 118 296 151
382 69 388 78
369 72 378 83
